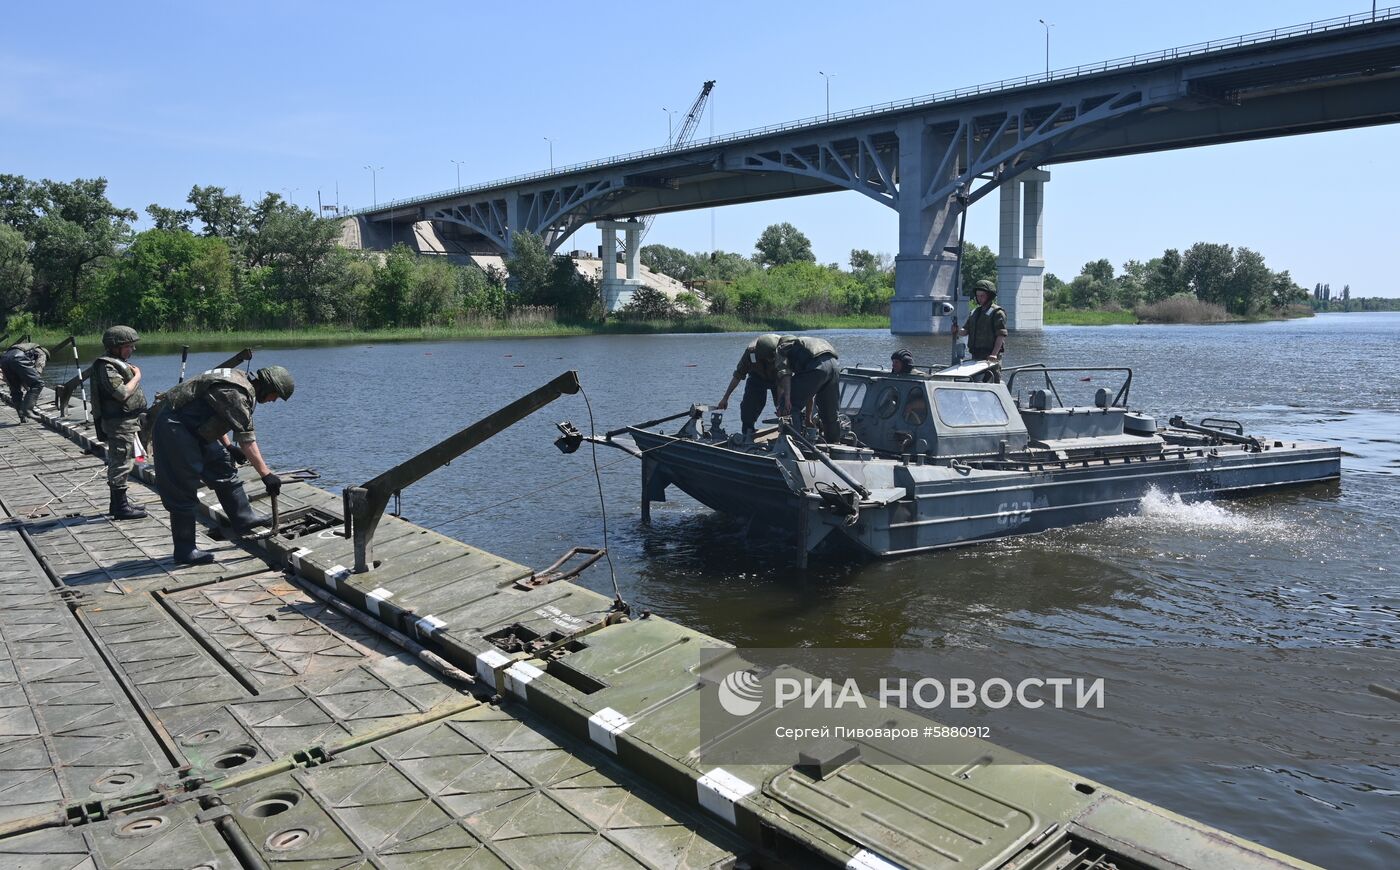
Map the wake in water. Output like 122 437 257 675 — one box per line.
1108 486 1291 535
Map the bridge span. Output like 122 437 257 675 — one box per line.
351 8 1400 334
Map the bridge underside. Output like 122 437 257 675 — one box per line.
356 17 1400 333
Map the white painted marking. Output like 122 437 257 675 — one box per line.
365 587 393 616
475 649 511 688
325 565 349 590
504 661 545 700
848 849 902 870
288 547 311 571
696 768 755 825
414 614 446 639
586 707 633 754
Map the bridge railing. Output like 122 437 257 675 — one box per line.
348 5 1399 217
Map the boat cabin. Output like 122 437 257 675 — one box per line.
836 362 1146 459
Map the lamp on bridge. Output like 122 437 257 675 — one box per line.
1038 19 1054 77
818 70 836 119
543 137 554 172
450 159 467 189
363 165 383 208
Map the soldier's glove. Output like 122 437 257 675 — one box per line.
261 473 282 497
226 444 248 465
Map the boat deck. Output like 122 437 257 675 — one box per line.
0 385 1315 869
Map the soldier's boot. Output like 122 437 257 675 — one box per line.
171 511 214 566
214 485 270 535
19 388 41 421
109 488 147 521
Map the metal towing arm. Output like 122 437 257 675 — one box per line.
343 370 581 574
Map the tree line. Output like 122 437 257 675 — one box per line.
0 174 597 333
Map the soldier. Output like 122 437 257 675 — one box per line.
772 334 842 443
954 279 1008 366
93 326 149 520
1 340 49 421
890 348 914 374
151 365 293 565
716 333 782 439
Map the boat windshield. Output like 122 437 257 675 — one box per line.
935 388 1009 427
839 380 867 415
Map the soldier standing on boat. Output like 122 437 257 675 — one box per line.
773 334 843 443
1 340 49 421
93 326 149 520
716 333 783 440
953 279 1008 380
151 365 293 565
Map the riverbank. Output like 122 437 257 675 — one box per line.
21 312 890 354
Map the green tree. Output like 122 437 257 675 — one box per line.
366 244 415 326
640 244 698 282
1145 248 1186 302
695 250 756 282
1069 259 1115 309
542 255 598 320
1224 247 1273 315
1116 258 1154 308
849 249 880 272
244 194 341 322
457 263 508 318
0 223 34 323
1182 242 1234 307
504 231 552 303
24 178 137 319
146 203 194 232
754 222 815 267
187 185 250 239
102 229 235 330
958 242 996 292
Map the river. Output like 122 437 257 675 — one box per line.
117 312 1398 868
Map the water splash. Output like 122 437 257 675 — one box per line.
1109 486 1288 534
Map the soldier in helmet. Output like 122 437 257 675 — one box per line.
2 340 49 421
151 364 294 565
953 279 1008 364
716 333 782 440
771 334 842 443
93 326 149 520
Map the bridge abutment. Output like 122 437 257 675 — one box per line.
892 120 960 335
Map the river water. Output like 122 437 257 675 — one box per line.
126 313 1398 868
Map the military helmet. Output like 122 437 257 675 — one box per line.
972 279 997 299
254 365 295 401
102 325 140 351
753 333 782 360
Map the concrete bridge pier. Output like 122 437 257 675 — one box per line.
891 121 962 336
997 170 1050 331
597 219 644 312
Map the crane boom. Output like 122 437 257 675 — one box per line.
620 80 716 253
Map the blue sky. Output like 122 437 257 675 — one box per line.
4 1 1396 295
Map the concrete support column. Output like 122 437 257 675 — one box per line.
999 181 1022 260
596 219 642 312
623 220 641 279
601 227 618 283
891 118 960 335
995 169 1049 332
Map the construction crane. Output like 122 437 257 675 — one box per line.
619 80 715 253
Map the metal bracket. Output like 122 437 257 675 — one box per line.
344 371 581 574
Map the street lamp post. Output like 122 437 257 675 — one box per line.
818 71 836 119
543 137 554 171
450 159 467 188
1038 19 1053 77
662 107 678 145
363 165 383 207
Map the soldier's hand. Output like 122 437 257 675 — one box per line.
226 443 248 465
261 473 282 497
716 398 729 410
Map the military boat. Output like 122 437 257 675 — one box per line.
579 360 1341 565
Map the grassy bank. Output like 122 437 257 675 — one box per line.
1044 309 1138 325
20 313 891 354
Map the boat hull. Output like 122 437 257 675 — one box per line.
630 428 1341 559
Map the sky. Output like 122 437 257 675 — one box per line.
3 0 1396 296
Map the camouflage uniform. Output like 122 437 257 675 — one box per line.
962 303 1008 360
2 342 49 420
774 336 842 442
94 355 148 493
732 336 782 433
